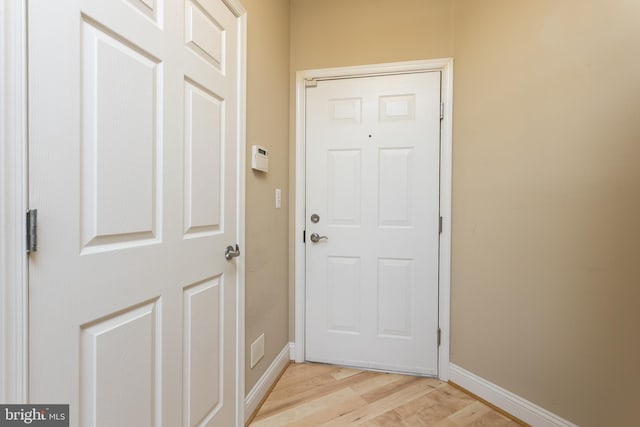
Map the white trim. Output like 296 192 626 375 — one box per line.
293 58 454 380
288 341 296 360
438 59 454 381
244 343 291 422
450 364 579 427
293 70 307 363
224 1 247 426
1 0 28 404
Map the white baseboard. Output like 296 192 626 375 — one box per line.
288 342 296 360
244 342 292 422
449 364 578 427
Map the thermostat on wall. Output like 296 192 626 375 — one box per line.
251 145 269 172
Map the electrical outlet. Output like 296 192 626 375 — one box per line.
251 334 265 368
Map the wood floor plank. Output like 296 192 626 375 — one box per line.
251 387 364 426
381 385 473 427
360 376 440 404
320 380 446 425
330 366 363 381
349 371 411 394
258 371 379 418
359 410 406 427
464 410 518 427
284 393 370 427
432 401 492 427
249 363 525 427
274 362 336 389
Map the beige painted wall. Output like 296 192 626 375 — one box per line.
243 0 290 393
452 1 640 426
289 0 640 425
290 0 454 71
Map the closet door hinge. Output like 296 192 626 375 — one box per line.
437 328 442 347
26 209 38 253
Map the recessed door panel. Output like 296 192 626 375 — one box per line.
378 259 413 338
379 94 416 122
184 79 223 237
379 148 413 227
81 300 161 427
327 150 361 227
330 98 362 123
327 257 361 334
81 19 161 251
183 278 223 427
186 0 225 71
125 0 159 22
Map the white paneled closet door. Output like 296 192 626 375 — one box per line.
28 0 244 425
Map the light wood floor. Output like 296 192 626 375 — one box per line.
249 363 524 427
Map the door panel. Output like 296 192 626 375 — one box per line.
305 72 441 375
377 258 413 338
183 79 224 236
183 278 223 426
81 18 161 250
327 256 361 334
28 1 242 426
379 148 413 227
327 150 362 226
80 299 161 427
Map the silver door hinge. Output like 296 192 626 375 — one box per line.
439 216 443 234
26 209 38 253
437 328 442 347
305 79 317 88
440 102 444 120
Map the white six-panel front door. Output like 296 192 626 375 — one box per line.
305 72 441 375
28 1 242 426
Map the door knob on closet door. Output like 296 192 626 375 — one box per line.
225 244 241 260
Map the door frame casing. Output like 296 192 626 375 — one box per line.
230 1 247 423
226 1 247 423
1 1 248 424
293 59 454 381
1 0 29 404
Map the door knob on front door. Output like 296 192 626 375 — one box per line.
309 233 328 243
225 244 241 260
